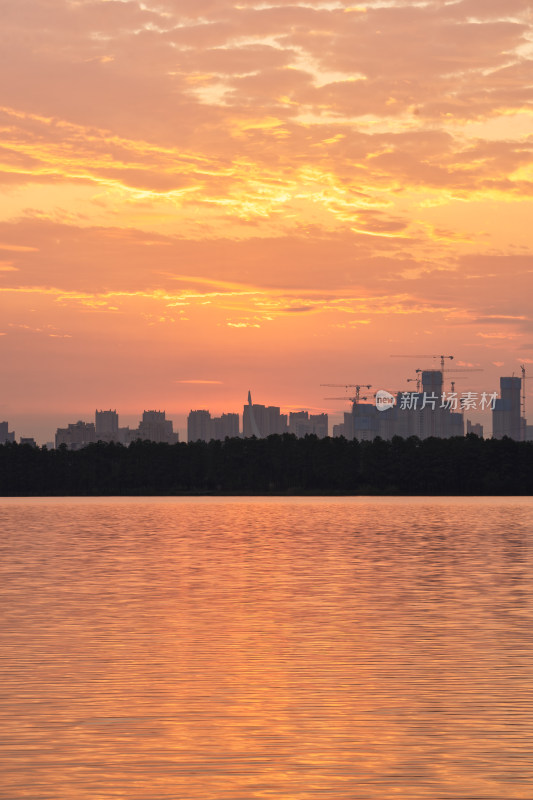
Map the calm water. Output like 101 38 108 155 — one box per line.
0 497 532 800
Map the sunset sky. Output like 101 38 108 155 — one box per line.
1 0 532 441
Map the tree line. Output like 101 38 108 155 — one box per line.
0 434 532 496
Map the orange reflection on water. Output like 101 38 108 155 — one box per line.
0 498 532 799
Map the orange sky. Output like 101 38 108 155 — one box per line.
1 0 532 441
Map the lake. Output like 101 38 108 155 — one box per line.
0 497 531 799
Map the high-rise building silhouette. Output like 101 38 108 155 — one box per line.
243 392 287 437
351 402 379 441
288 411 328 438
309 413 328 438
55 421 97 450
136 410 179 444
56 410 178 448
95 409 119 441
334 371 465 441
266 406 287 435
212 413 240 440
493 377 522 440
448 412 465 438
466 420 483 437
288 411 308 436
94 410 130 444
188 410 212 442
0 421 15 444
419 370 446 439
187 410 240 442
243 391 262 437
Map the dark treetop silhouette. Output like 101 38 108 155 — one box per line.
1 434 532 496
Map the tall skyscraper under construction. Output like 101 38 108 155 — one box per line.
338 370 463 441
492 377 522 440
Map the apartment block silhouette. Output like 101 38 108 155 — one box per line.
188 410 239 442
0 421 15 444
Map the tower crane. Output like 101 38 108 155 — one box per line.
391 354 454 371
448 378 467 392
520 365 529 419
402 365 481 393
406 369 422 392
391 355 458 391
321 384 372 405
443 368 483 391
406 373 467 393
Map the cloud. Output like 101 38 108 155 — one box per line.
472 315 531 324
0 0 531 229
0 242 39 252
1 0 532 427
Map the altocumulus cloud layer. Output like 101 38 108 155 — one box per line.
0 0 532 421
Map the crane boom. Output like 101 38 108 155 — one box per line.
443 368 483 373
391 354 454 370
321 383 372 404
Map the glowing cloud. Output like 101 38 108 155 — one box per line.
0 0 532 439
